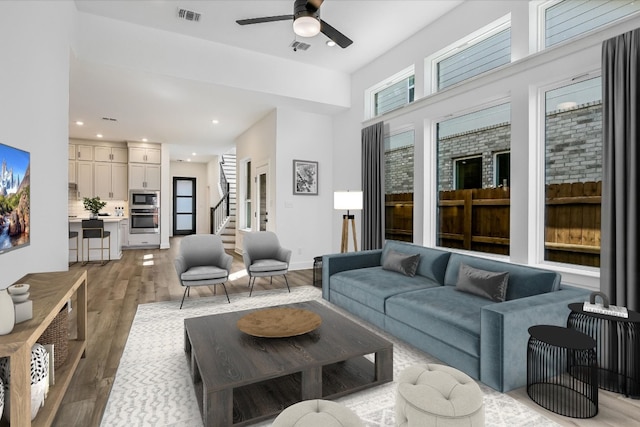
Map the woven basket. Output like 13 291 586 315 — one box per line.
37 306 69 370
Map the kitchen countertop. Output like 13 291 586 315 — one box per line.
69 216 127 223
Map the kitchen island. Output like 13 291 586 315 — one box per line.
69 217 125 263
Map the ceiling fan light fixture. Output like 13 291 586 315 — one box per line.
293 16 321 37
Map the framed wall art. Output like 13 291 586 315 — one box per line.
293 159 318 195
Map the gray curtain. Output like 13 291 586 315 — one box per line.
361 122 384 250
601 28 640 311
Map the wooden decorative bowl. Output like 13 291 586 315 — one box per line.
237 307 322 338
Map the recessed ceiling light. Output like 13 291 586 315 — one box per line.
142 138 148 142
326 40 336 47
75 121 84 126
192 152 197 156
212 119 219 124
187 158 191 162
96 133 103 138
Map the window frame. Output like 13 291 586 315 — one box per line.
364 65 415 119
535 70 602 270
425 14 511 96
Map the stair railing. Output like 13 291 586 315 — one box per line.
210 158 231 234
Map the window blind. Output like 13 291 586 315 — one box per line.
374 76 414 116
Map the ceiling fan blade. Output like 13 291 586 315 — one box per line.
236 15 293 26
306 0 324 13
320 19 353 48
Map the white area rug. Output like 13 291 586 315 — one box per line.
102 286 558 427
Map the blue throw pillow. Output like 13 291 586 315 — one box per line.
455 263 509 302
382 249 421 277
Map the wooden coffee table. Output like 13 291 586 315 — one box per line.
184 300 393 427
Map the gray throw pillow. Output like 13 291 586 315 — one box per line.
455 263 509 302
382 249 421 277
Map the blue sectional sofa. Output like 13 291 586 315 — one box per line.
322 240 591 392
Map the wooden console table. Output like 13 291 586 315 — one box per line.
0 270 87 427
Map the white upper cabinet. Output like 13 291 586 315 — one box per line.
95 146 128 163
76 145 94 161
129 147 161 164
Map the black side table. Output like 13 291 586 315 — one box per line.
312 256 323 288
527 325 598 418
568 302 640 398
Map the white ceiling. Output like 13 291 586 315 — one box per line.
69 0 462 162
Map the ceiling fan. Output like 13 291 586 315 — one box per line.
236 0 353 49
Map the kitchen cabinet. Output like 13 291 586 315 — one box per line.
75 144 94 161
95 163 128 200
128 233 160 247
76 161 93 199
68 144 76 160
95 146 127 163
129 163 160 190
129 147 160 164
69 160 76 183
120 218 129 249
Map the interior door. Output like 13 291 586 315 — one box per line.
256 164 269 231
173 177 196 235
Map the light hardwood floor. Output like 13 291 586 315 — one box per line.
54 237 640 426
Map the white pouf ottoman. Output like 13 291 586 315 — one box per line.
396 364 484 427
272 399 363 427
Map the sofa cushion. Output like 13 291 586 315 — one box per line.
444 253 560 300
386 287 495 357
181 266 228 281
331 267 440 313
455 263 509 302
382 241 451 284
382 249 421 277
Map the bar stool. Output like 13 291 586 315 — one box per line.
81 219 110 265
68 231 79 265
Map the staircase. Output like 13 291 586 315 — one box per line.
218 154 236 250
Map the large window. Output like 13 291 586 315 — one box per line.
543 0 640 48
384 129 414 242
437 103 511 255
544 76 602 267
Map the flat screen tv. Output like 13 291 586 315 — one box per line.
0 142 30 254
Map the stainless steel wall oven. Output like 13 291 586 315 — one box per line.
129 190 159 234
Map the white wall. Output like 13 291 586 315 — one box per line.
332 1 640 289
0 1 75 286
234 108 334 269
207 155 222 208
275 108 333 270
235 110 277 253
169 161 210 235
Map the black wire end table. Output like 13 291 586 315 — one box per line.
527 325 598 418
568 302 640 398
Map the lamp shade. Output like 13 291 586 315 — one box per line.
293 16 321 37
334 191 363 210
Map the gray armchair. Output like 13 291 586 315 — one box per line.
242 231 291 296
174 234 233 309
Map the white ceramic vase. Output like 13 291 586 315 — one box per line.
0 290 15 336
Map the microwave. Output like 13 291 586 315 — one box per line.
130 191 159 207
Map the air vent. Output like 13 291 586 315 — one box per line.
290 40 311 51
101 117 117 122
178 8 201 22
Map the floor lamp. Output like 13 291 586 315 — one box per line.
334 191 363 253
